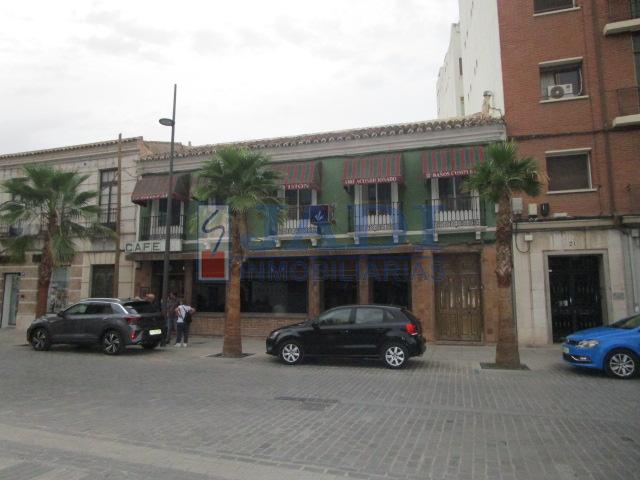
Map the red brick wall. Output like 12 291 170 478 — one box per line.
190 313 307 337
497 0 640 216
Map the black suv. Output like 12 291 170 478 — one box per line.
266 305 426 369
27 298 166 355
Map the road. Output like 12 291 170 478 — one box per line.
0 330 638 480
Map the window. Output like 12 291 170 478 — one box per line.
241 279 307 314
158 198 182 227
285 189 312 220
355 307 385 325
437 175 471 211
366 183 392 216
85 303 114 315
317 308 352 326
99 169 117 226
65 303 89 315
458 57 463 76
90 265 114 298
123 301 159 314
546 153 592 191
534 0 574 14
540 62 583 99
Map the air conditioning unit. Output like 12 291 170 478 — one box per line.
547 84 573 99
511 197 523 215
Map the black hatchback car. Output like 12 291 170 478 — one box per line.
27 298 166 355
266 305 426 368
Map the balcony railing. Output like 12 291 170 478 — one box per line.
278 205 321 236
98 206 118 230
616 87 640 117
425 196 484 230
348 202 404 233
139 214 185 241
0 216 46 238
608 0 640 22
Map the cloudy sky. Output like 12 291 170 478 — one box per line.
0 0 458 154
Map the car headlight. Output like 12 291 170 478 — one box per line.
577 340 599 348
269 330 280 339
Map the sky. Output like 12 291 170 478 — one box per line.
0 0 458 154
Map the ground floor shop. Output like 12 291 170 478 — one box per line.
132 245 502 343
513 219 640 346
0 250 136 331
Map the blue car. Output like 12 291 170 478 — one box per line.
562 314 640 379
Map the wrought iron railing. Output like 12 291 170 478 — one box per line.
348 202 404 233
608 0 640 22
98 206 119 230
139 214 185 241
0 217 45 237
425 196 484 230
616 87 640 117
278 205 321 236
533 0 574 14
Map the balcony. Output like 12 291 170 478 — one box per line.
98 206 118 230
612 87 640 128
349 202 404 244
604 0 640 35
139 214 186 241
0 217 45 238
425 196 485 240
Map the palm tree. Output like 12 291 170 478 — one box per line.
195 147 281 357
0 164 111 318
465 141 542 367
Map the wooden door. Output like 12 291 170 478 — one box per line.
435 254 483 341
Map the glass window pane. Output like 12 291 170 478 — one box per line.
298 189 312 206
438 177 455 198
65 303 89 315
355 307 385 324
318 308 352 325
455 175 468 197
367 184 377 203
547 154 590 191
284 189 297 206
377 183 391 204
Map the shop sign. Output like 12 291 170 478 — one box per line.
198 205 229 281
125 239 182 253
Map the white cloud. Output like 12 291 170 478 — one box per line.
0 0 459 154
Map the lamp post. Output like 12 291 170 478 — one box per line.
159 84 177 320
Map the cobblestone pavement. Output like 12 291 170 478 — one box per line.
0 329 638 480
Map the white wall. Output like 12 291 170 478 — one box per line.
437 0 504 119
436 24 464 119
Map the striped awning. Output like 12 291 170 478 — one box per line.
342 153 403 186
272 161 321 190
131 174 190 205
421 145 487 179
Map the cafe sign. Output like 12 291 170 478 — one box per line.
124 239 182 253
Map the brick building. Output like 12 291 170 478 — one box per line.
438 0 640 344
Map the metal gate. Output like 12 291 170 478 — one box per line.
549 255 603 342
435 254 483 341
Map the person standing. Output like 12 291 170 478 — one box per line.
175 300 196 348
162 292 179 347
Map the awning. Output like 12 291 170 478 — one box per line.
342 153 403 186
422 145 486 179
131 174 190 205
272 161 321 190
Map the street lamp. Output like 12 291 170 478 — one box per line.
159 84 177 323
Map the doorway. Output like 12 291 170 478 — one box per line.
1 273 21 328
549 255 603 342
434 254 483 341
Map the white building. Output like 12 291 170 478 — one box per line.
436 0 504 119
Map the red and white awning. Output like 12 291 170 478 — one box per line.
421 145 487 179
342 153 403 186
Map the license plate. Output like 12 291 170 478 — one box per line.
562 346 569 354
149 329 162 336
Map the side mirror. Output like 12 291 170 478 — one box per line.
311 320 319 329
57 310 66 317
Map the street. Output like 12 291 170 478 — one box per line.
0 330 638 480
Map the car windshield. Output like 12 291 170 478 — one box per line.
123 301 158 314
609 314 640 329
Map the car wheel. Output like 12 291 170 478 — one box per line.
30 328 51 351
142 340 159 350
102 330 124 355
279 340 303 365
382 343 408 369
604 349 638 379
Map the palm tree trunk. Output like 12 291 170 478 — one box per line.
35 241 53 318
223 212 243 356
494 193 521 367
